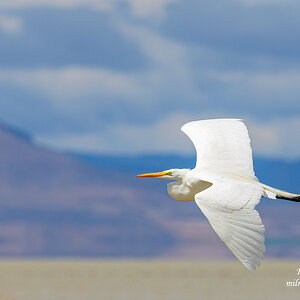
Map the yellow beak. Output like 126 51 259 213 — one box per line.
136 171 171 178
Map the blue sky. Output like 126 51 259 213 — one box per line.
0 0 300 158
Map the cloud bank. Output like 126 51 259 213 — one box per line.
0 1 299 158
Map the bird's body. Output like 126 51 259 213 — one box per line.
137 119 300 271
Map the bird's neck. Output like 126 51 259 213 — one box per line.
167 170 212 202
167 178 195 202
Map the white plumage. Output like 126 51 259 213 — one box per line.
181 119 255 179
194 174 265 271
183 119 264 270
137 118 300 271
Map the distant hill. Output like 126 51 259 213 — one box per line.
0 123 299 259
0 124 175 257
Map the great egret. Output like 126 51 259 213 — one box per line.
137 119 299 271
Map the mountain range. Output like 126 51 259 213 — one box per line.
0 123 299 259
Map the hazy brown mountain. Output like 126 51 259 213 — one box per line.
0 123 299 259
0 123 185 257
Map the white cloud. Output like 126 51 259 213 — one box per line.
207 69 300 106
123 0 179 17
35 113 196 154
247 117 300 159
119 23 185 69
0 0 114 11
247 122 281 155
36 116 300 159
248 116 300 159
0 25 201 110
0 0 178 17
3 27 300 159
236 0 298 6
117 23 202 102
0 67 141 109
1 23 299 159
0 15 22 34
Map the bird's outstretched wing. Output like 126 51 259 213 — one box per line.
195 176 265 271
181 119 255 179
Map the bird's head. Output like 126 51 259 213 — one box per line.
136 168 189 180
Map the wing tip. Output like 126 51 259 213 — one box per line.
242 256 264 271
180 122 188 133
242 261 256 271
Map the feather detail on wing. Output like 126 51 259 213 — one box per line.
181 119 255 179
195 177 265 271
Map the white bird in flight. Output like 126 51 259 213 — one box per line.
137 119 300 271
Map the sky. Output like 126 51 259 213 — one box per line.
0 0 300 158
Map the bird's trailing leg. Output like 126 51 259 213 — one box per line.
262 183 300 202
275 195 300 202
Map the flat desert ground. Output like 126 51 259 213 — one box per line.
0 260 299 300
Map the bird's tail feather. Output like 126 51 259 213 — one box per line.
262 184 300 202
